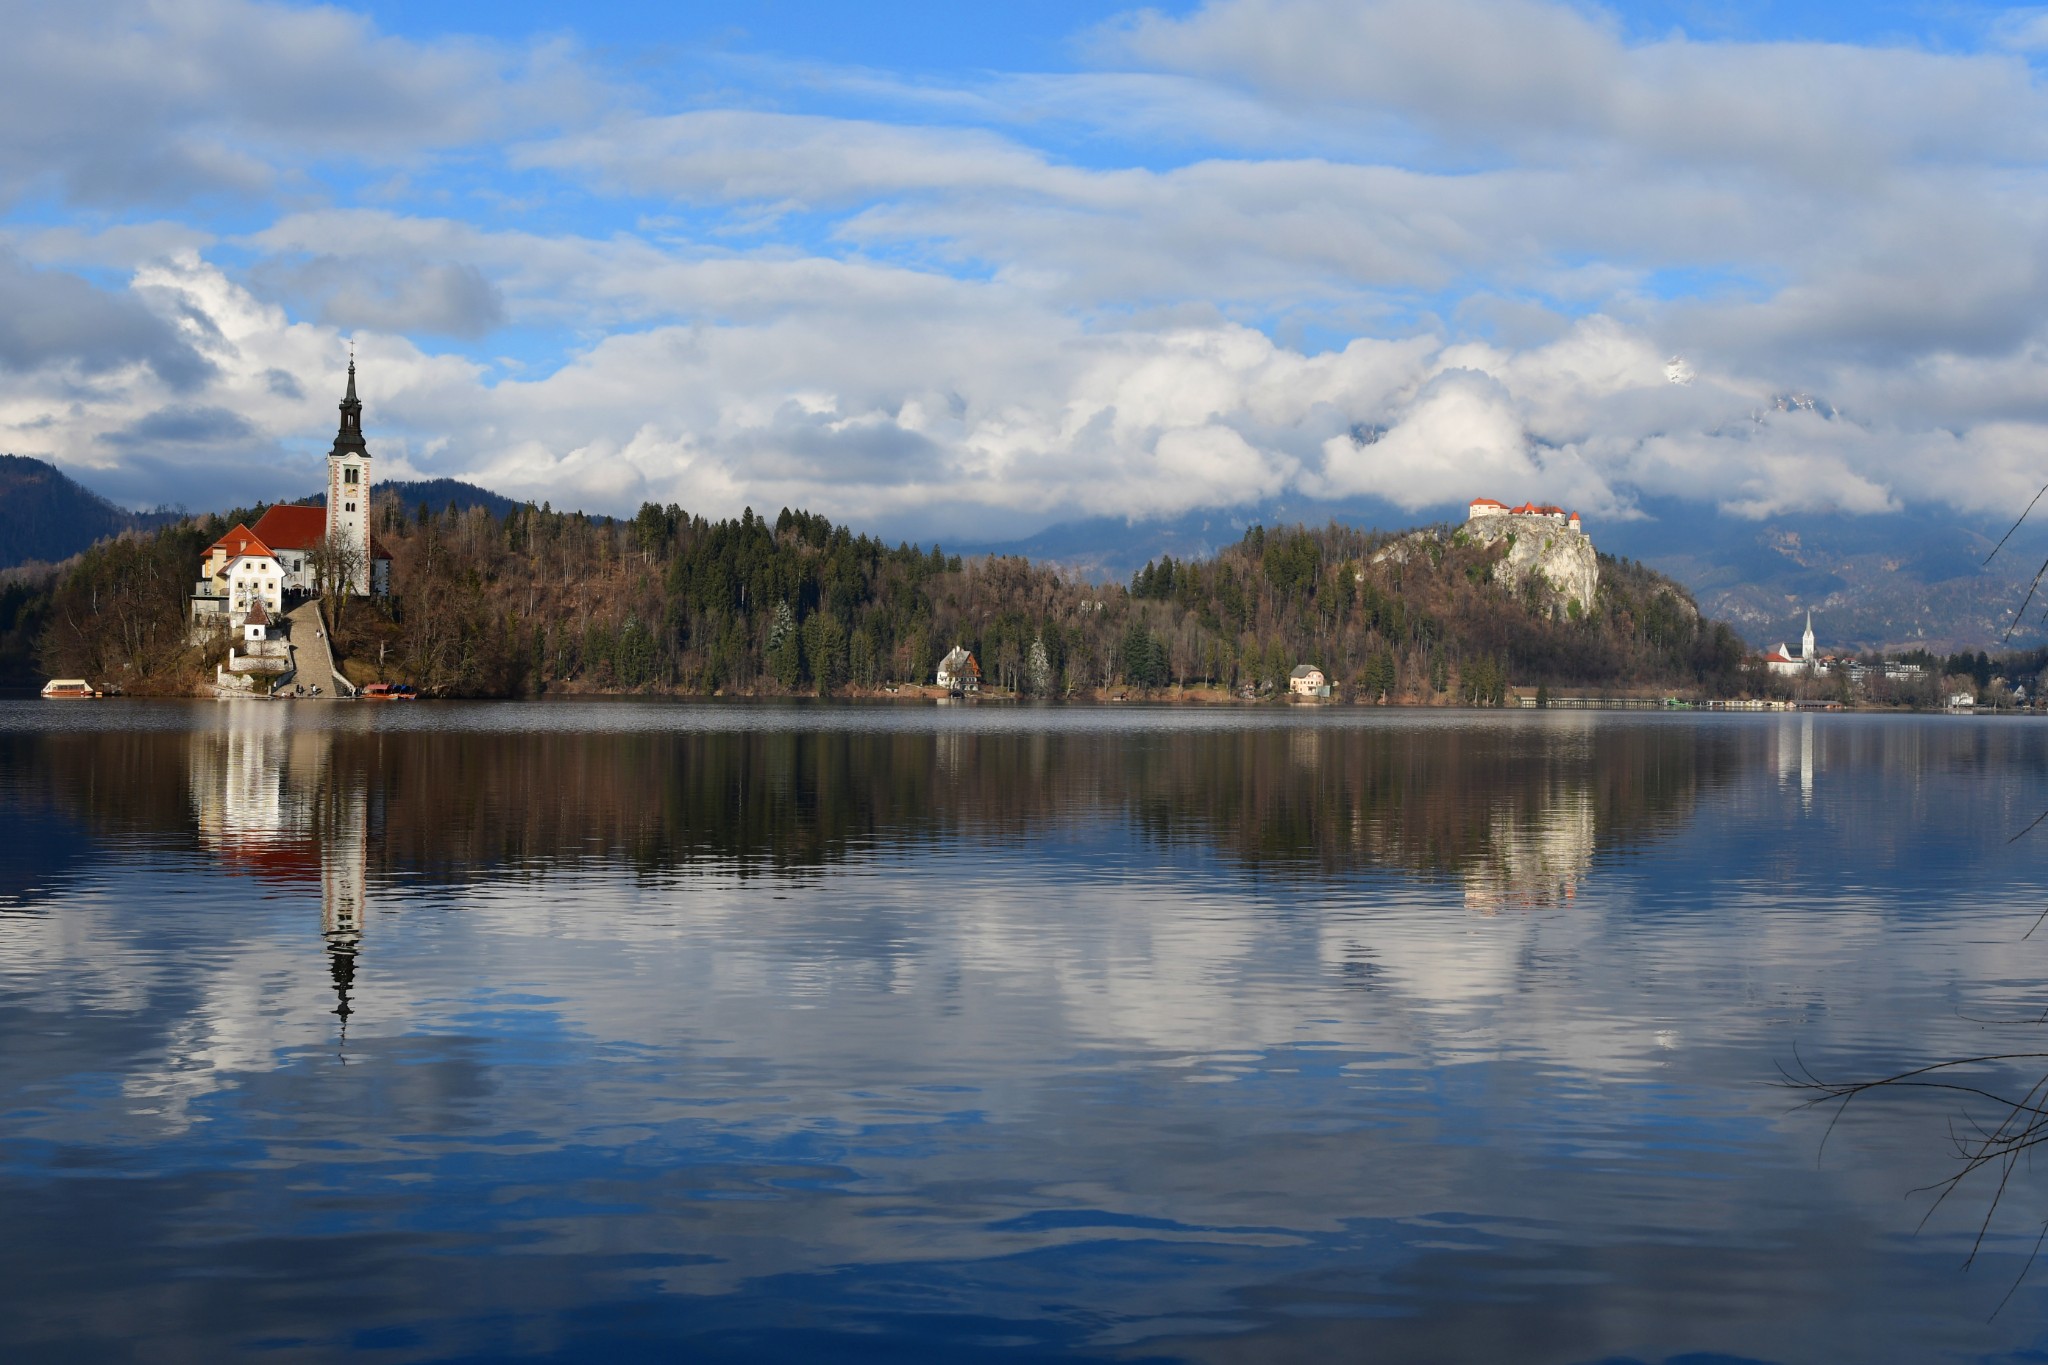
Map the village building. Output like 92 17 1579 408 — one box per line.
194 524 286 621
1288 664 1329 697
936 646 981 694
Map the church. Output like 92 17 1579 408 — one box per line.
1764 612 1818 676
192 360 392 626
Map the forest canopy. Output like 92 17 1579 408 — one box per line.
15 495 1748 701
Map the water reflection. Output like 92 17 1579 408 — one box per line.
186 712 368 1036
26 707 1733 903
4 704 2048 1362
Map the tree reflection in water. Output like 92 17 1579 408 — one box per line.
20 708 1737 901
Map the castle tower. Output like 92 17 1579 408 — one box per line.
325 357 373 595
1801 610 1815 662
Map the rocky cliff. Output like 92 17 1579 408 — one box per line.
1375 515 1606 619
1460 516 1601 617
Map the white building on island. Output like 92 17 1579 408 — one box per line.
192 358 392 629
195 524 286 621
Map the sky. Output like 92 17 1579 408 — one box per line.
5 0 2048 541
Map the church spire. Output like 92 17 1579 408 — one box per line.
331 354 369 459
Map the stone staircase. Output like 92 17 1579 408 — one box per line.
282 599 350 699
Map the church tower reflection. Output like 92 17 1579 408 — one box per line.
318 775 368 1038
188 710 370 1039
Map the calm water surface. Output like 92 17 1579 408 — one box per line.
4 702 2048 1362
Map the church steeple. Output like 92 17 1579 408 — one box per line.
324 351 375 595
331 354 369 459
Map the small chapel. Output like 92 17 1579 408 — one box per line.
192 360 392 627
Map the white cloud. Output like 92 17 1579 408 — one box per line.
0 0 592 208
12 0 2048 541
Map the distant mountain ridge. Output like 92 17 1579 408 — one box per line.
299 478 526 520
0 455 180 571
0 457 534 574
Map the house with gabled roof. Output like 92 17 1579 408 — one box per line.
936 645 981 694
193 524 285 624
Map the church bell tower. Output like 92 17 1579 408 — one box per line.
326 356 373 595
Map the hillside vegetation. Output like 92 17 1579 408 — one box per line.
16 493 1743 700
0 455 178 571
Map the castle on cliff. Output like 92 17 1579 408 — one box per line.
1467 498 1583 534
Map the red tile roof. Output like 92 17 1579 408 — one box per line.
248 503 392 562
249 504 328 552
206 524 275 561
1469 497 1506 508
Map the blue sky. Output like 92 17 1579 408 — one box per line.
5 0 2048 538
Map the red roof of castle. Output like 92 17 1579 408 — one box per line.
249 504 328 552
1469 497 1505 508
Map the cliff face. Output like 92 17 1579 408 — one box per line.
1458 515 1601 617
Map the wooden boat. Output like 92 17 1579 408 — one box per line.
360 682 417 701
41 679 102 699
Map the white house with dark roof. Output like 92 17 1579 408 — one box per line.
1289 664 1329 697
936 646 980 693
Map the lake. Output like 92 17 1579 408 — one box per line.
3 701 2048 1362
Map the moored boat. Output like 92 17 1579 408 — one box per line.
41 678 102 699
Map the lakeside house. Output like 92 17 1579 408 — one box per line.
937 646 981 694
1289 664 1329 698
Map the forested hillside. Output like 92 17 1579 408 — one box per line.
18 493 1746 700
0 455 178 570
